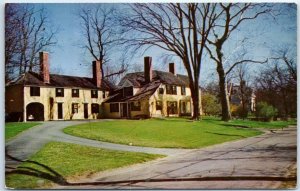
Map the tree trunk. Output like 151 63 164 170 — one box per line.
281 90 289 119
240 82 246 120
217 63 231 121
191 79 200 120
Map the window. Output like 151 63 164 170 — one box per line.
156 101 162 110
167 101 178 114
30 87 40 96
102 91 106 99
181 86 186 95
91 103 99 113
123 86 133 97
110 103 119 112
72 89 79 97
91 90 98 98
159 88 164 94
72 103 78 114
172 86 177 95
166 85 177 95
56 88 64 97
131 102 141 111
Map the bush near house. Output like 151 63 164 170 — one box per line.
232 105 248 119
255 102 278 122
201 93 221 116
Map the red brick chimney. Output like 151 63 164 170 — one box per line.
93 60 102 88
169 63 175 75
144 57 152 83
40 52 50 83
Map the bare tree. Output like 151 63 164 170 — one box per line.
233 64 253 119
255 47 296 118
270 47 296 82
5 4 57 82
5 4 19 82
205 3 271 121
121 3 219 120
78 5 127 82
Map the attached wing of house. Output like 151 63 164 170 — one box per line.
103 57 199 119
5 52 114 122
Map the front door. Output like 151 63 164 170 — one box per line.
84 103 88 119
167 101 178 115
57 103 63 119
121 103 128 118
181 101 186 114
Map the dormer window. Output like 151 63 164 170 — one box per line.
123 86 133 97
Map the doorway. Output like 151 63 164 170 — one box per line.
167 101 178 115
26 102 44 121
181 101 186 114
84 103 88 119
121 103 128 118
57 103 63 119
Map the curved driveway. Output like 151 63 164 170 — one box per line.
5 120 189 167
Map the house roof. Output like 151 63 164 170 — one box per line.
104 80 161 103
7 71 114 90
105 70 192 103
176 74 190 86
119 70 189 88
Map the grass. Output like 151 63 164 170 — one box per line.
5 122 41 141
63 117 292 149
227 119 296 128
203 116 296 129
6 141 163 189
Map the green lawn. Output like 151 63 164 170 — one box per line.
199 116 296 129
5 122 41 141
63 117 292 149
225 118 296 129
6 141 163 189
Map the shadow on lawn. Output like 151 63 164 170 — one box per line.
221 124 251 128
204 131 247 138
5 150 68 185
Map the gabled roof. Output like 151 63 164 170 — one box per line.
119 70 189 88
104 80 161 103
6 71 114 91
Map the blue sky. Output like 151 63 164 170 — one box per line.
32 3 296 84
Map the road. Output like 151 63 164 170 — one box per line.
5 121 296 189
